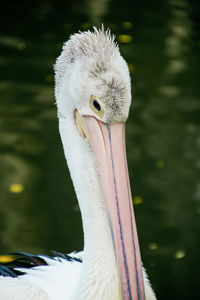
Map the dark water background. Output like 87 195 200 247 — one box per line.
0 0 200 299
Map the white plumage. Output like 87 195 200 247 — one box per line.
0 254 155 300
0 28 156 300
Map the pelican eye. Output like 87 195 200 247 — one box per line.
90 96 104 118
93 99 101 111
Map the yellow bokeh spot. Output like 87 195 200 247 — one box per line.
149 243 158 250
45 74 54 83
156 160 165 168
133 196 143 205
175 250 186 259
0 255 15 263
122 22 133 29
9 184 24 193
128 64 134 73
81 23 91 30
117 35 132 43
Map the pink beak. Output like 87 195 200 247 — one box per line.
84 116 145 300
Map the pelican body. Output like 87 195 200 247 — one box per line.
0 28 156 300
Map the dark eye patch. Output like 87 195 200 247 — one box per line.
93 99 101 112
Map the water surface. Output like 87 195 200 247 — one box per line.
0 0 200 299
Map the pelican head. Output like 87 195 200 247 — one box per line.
55 28 131 123
54 28 145 300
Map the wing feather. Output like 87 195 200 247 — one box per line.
0 252 83 300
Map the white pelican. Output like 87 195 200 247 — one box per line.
0 28 156 300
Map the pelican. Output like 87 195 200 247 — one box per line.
0 28 156 300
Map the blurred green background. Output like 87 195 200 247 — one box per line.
0 0 200 299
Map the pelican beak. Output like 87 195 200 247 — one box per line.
75 111 145 300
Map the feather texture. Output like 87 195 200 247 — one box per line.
0 252 83 300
